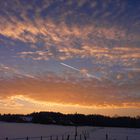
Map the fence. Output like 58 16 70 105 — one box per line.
0 131 90 140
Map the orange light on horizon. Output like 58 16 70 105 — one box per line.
0 95 140 117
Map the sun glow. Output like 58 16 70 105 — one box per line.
0 95 139 116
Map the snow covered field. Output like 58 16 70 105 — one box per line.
0 122 140 140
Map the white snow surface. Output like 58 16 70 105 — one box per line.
0 122 140 140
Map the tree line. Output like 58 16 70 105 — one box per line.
0 111 140 128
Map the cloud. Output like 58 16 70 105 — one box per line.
0 64 36 79
19 50 53 60
0 0 139 67
0 0 140 115
18 45 140 65
0 16 138 44
0 71 140 109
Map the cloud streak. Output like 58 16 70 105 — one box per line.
61 62 101 81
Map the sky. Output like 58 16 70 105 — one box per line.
0 0 140 116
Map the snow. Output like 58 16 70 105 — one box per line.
89 127 140 140
20 116 33 122
0 122 139 140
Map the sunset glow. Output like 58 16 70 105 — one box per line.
0 0 140 116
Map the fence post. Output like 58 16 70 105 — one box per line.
84 135 87 140
50 136 52 140
106 134 108 140
126 136 128 140
67 135 70 140
6 137 8 140
27 137 29 140
74 134 77 140
56 136 58 140
41 136 42 140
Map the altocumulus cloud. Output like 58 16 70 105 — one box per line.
0 0 140 115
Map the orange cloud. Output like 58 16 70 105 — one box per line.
0 71 140 109
0 13 139 66
0 0 140 116
18 45 140 64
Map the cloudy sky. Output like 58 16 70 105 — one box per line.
0 0 140 116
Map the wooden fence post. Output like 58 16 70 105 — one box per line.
56 136 58 140
84 135 87 140
74 134 77 140
6 137 8 140
41 136 42 140
27 137 29 140
50 136 52 140
66 135 70 140
126 136 128 140
106 134 108 140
